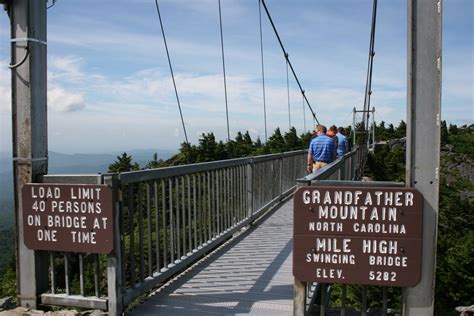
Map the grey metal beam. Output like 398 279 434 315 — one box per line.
404 0 442 314
41 294 107 310
120 150 306 184
104 174 124 315
42 174 102 184
10 0 49 309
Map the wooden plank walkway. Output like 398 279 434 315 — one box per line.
129 198 294 315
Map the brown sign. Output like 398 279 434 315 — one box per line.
293 186 423 287
22 184 114 254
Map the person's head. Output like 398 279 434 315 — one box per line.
337 127 344 134
345 128 351 136
330 125 337 132
316 125 327 135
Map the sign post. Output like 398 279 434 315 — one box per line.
8 0 49 309
405 0 442 314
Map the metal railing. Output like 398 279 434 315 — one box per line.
295 146 368 314
38 146 368 314
40 150 308 314
296 146 408 315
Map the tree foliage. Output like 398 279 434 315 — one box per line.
108 152 140 173
147 128 314 168
364 121 474 313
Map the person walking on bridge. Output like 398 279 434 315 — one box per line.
336 127 348 158
307 125 336 173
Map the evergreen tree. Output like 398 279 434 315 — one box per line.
376 121 387 140
231 131 254 157
284 127 301 151
253 137 268 155
448 123 458 135
395 120 407 138
440 120 448 144
266 128 285 153
145 153 164 169
300 131 313 149
386 123 395 139
108 152 140 173
216 141 229 160
197 133 218 162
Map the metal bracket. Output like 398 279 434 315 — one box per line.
11 37 47 45
13 157 48 163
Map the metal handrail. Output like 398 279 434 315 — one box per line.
118 150 307 308
120 149 306 184
37 147 366 314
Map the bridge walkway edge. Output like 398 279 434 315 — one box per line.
128 197 295 315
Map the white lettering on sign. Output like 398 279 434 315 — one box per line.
306 253 356 264
71 231 97 244
362 239 398 255
369 271 397 282
31 186 61 199
93 217 108 229
303 190 415 207
316 268 344 279
27 214 41 226
369 255 408 267
70 187 102 200
308 221 343 232
315 238 351 253
47 215 87 229
295 187 421 286
23 184 114 254
37 229 57 242
353 223 407 234
51 200 102 214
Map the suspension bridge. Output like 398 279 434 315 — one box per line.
2 0 441 315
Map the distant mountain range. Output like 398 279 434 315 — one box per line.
0 149 176 215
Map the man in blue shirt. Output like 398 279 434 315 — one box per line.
307 125 336 172
336 127 348 158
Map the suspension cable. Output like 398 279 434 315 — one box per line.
258 0 268 142
218 0 230 141
302 91 306 132
362 0 378 132
286 53 291 130
260 0 320 125
154 0 189 144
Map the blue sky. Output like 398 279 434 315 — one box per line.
0 0 472 154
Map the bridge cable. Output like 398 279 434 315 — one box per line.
362 0 378 132
260 0 320 125
154 0 189 144
258 0 268 142
218 0 231 141
285 54 291 130
302 91 306 132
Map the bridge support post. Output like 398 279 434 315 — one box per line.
246 159 254 221
8 0 49 309
293 278 306 316
404 0 442 314
104 174 123 316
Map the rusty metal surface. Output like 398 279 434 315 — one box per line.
22 184 113 254
293 186 423 287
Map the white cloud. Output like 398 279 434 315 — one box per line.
0 57 87 114
48 86 86 112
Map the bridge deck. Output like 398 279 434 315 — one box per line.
129 198 294 315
